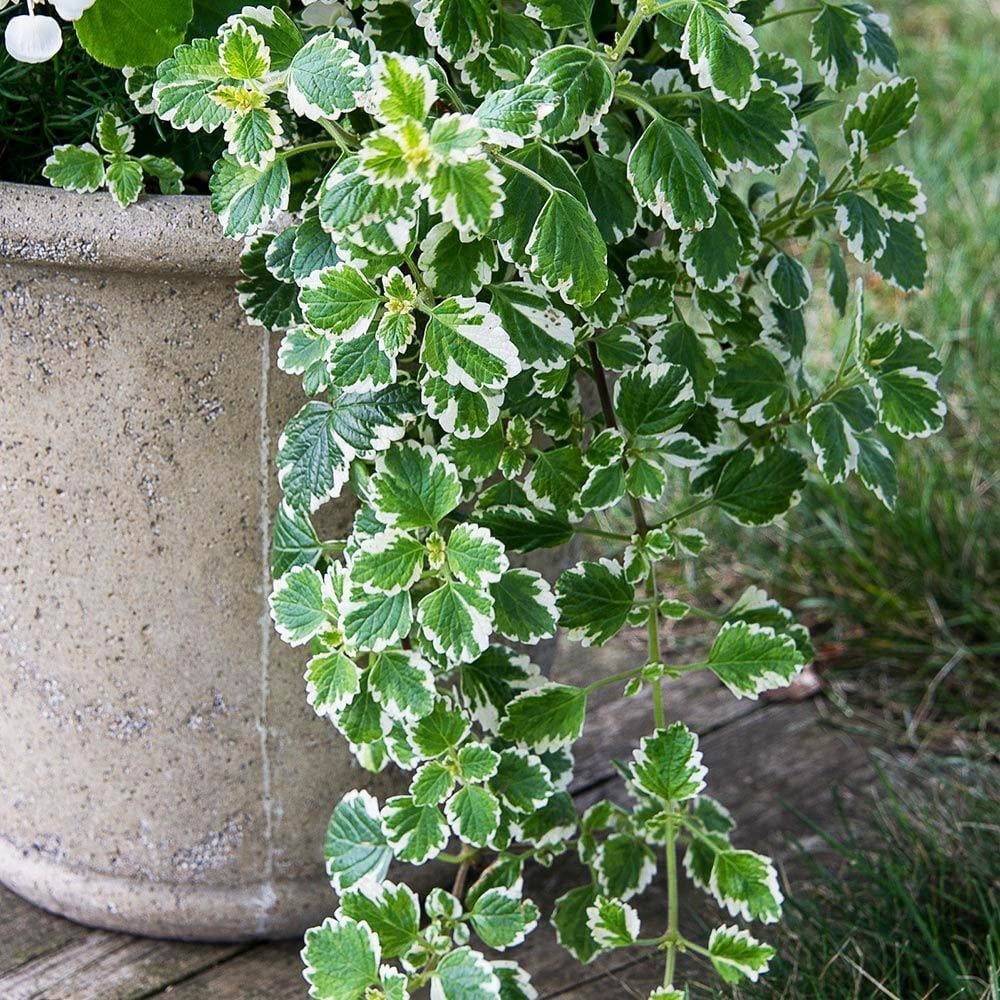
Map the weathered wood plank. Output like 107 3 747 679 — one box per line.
0 929 244 1000
150 942 304 999
0 882 91 975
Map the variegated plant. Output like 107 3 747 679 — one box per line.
45 1 943 995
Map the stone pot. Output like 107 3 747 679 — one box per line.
0 183 562 942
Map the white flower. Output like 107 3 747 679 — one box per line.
4 13 63 63
53 0 96 20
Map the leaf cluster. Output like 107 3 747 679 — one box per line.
40 0 947 995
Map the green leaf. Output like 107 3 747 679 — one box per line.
342 588 413 654
490 748 554 813
324 789 393 892
714 345 790 426
697 446 806 526
835 191 890 263
491 142 585 267
427 156 506 238
556 560 634 646
421 223 497 297
577 150 640 244
153 37 229 133
701 81 799 172
209 153 289 239
474 504 574 553
421 297 521 392
370 441 462 530
349 528 425 595
300 264 382 338
649 322 716 404
94 111 132 157
594 834 656 900
765 252 812 310
223 104 284 170
340 881 421 960
524 444 587 516
552 883 601 964
872 217 927 291
861 324 944 438
678 204 744 293
527 45 614 142
488 283 575 385
277 385 420 513
460 646 542 731
369 648 436 721
470 888 540 949
826 242 849 315
76 0 192 69
227 6 302 70
412 761 456 806
499 683 587 752
302 915 380 999
368 52 437 125
843 76 918 154
271 501 323 577
413 0 492 65
418 580 494 663
806 386 874 483
409 699 471 757
615 362 696 437
287 32 364 121
381 795 449 864
306 649 359 719
218 20 269 80
42 144 106 194
710 849 783 923
457 743 501 781
629 722 707 803
430 947 501 1000
856 433 898 510
810 1 865 89
269 566 330 646
489 569 558 645
447 523 508 588
706 620 805 698
586 896 640 949
680 1 759 108
627 118 719 231
474 83 557 146
525 189 608 308
446 783 500 847
869 166 925 222
708 925 776 984
237 234 301 330
525 0 593 28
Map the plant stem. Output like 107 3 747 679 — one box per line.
664 814 680 987
492 151 558 194
585 665 644 694
756 4 822 25
647 569 664 728
279 139 341 160
452 859 471 899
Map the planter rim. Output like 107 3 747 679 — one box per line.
0 181 242 277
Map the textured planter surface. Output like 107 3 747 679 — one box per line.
0 183 555 941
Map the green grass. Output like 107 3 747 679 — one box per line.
706 760 1000 1000
711 0 1000 754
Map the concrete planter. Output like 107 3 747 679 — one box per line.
0 183 561 942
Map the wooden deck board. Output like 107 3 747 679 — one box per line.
1 633 872 998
